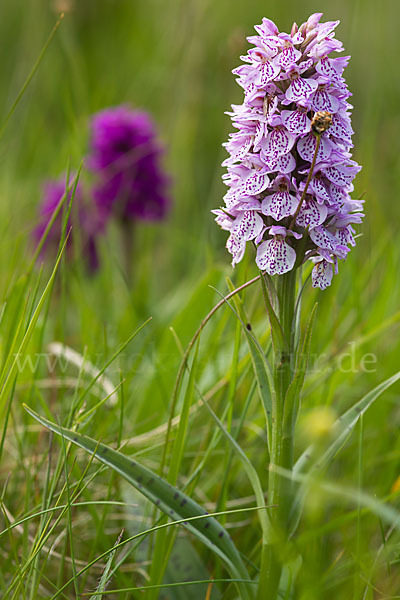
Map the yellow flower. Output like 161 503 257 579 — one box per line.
302 406 336 442
391 475 400 494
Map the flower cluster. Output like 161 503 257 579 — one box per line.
88 106 170 224
213 13 363 289
35 177 100 272
35 106 170 270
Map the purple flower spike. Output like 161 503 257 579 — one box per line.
88 106 170 224
34 177 100 272
213 14 363 289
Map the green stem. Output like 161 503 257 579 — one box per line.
257 270 298 600
121 220 134 286
289 134 321 229
258 132 323 598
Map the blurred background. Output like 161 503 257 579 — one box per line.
0 0 399 482
1 2 400 596
1 0 399 477
0 0 398 285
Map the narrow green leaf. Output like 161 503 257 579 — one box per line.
23 405 253 600
224 278 274 449
77 317 152 406
0 13 64 139
295 370 400 474
148 341 200 599
163 537 222 600
161 275 260 476
283 303 318 431
289 371 400 536
275 464 400 534
259 272 287 354
169 339 199 485
197 384 271 545
80 579 256 596
0 239 67 418
89 530 123 600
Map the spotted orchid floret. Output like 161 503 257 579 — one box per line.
213 13 363 289
256 226 301 275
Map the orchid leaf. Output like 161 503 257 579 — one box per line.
225 278 274 449
259 272 287 355
283 303 318 433
23 405 254 600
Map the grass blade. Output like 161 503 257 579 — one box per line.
295 370 400 475
0 13 64 139
289 371 400 536
89 530 124 600
0 239 67 418
23 405 254 600
224 278 274 450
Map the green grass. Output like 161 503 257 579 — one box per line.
1 0 400 598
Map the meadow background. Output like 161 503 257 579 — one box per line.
1 0 400 598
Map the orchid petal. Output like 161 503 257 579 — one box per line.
232 210 264 241
297 133 332 163
309 225 341 252
296 198 328 228
263 128 295 160
324 165 356 187
230 135 252 161
256 238 296 275
310 177 331 203
276 152 296 173
269 225 287 237
281 110 312 135
329 184 347 204
226 233 246 266
315 57 340 80
311 88 340 113
336 226 356 247
329 115 353 144
240 171 270 196
256 60 281 86
261 192 297 221
312 260 333 289
253 121 265 151
259 153 278 172
286 77 318 103
278 45 301 70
